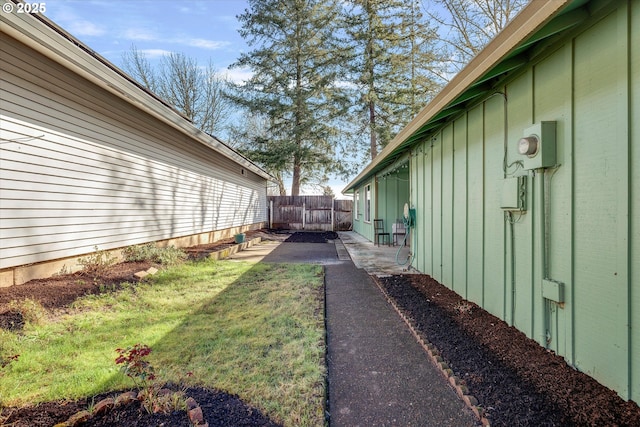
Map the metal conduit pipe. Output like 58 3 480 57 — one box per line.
535 169 549 347
490 89 520 326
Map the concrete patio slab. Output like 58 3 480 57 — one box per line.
338 231 420 276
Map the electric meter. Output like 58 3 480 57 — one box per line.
518 136 539 157
519 121 556 170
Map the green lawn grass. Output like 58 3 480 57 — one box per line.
0 259 326 426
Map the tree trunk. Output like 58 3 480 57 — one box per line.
291 159 301 196
277 176 287 196
369 99 377 159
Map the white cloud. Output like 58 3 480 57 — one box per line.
139 49 173 59
178 1 209 15
122 28 158 41
67 20 105 37
51 8 105 37
334 79 357 89
185 38 231 50
331 184 352 199
222 67 253 85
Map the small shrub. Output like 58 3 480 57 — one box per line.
114 344 187 414
78 246 116 277
53 264 71 277
122 244 186 266
115 344 155 387
122 243 157 263
6 298 47 326
154 246 187 265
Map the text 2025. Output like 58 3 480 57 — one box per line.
17 3 46 14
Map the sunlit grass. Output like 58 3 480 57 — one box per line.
0 259 325 426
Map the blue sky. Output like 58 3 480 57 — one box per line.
42 0 353 196
45 0 251 82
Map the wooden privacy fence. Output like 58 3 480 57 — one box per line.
268 196 353 231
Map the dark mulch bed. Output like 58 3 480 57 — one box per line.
0 261 156 313
1 386 281 427
284 231 338 243
377 274 640 427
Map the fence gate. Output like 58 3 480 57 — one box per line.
268 196 352 231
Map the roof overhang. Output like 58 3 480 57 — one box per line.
343 0 591 194
0 3 274 182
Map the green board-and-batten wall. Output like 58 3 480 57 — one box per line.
352 169 409 241
409 1 638 402
377 167 410 232
352 178 373 240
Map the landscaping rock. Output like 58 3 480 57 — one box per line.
114 391 137 406
188 406 204 425
67 410 91 426
92 397 114 416
134 270 149 279
185 396 198 410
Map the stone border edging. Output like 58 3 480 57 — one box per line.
371 275 491 427
53 389 209 427
206 236 262 260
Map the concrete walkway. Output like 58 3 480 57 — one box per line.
325 261 477 426
253 233 478 426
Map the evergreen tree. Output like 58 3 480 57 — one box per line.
392 1 443 121
227 114 288 195
343 0 441 159
230 0 348 195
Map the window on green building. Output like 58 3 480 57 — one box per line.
364 184 371 222
354 190 359 220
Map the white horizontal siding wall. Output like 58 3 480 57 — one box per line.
0 33 267 269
